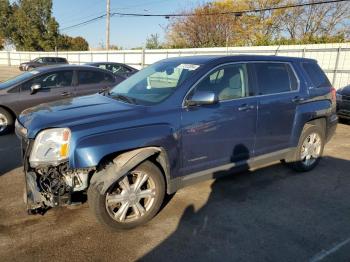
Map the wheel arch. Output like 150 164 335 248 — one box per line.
304 117 326 130
0 105 17 120
90 146 172 195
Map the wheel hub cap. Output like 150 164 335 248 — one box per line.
301 132 322 166
0 113 8 132
105 171 156 223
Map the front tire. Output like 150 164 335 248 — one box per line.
290 124 325 172
88 160 165 230
0 108 14 135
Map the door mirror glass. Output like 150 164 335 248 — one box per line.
30 83 41 94
187 91 218 106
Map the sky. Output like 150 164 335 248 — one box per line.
53 0 212 49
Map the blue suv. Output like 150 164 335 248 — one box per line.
16 55 338 230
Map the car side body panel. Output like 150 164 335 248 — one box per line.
0 65 118 117
71 122 181 175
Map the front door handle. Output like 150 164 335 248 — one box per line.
61 91 71 97
292 96 305 103
238 104 255 111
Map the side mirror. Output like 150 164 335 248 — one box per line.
30 83 41 94
186 91 218 106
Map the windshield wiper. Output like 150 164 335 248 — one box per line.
110 94 137 104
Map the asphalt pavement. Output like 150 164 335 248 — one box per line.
0 123 350 262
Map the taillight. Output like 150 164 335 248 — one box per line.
330 87 336 102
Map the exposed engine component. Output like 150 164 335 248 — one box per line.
28 164 92 211
39 167 70 197
62 170 89 192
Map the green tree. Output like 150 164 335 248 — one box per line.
0 0 11 49
1 0 89 51
166 0 350 48
8 0 59 51
109 44 122 50
58 35 89 51
146 33 162 49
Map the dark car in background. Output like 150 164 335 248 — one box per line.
0 65 122 135
336 84 350 120
85 62 138 78
16 55 337 230
19 57 68 71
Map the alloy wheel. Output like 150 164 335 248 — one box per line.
300 132 322 167
0 113 8 133
105 171 156 223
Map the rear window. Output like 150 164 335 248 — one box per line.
302 62 331 88
255 63 298 95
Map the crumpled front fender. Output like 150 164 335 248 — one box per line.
90 147 161 195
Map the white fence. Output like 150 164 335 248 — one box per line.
0 43 349 89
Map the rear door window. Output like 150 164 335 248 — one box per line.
254 63 298 95
55 58 67 63
78 70 111 85
104 73 115 84
302 62 331 88
43 57 55 63
113 64 131 74
97 64 107 70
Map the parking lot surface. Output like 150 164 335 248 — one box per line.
0 66 20 82
0 123 350 262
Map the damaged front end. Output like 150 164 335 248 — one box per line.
22 138 92 215
25 164 92 214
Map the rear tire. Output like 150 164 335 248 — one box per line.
0 108 14 135
88 160 165 230
290 124 325 172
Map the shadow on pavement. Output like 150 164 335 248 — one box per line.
0 133 22 175
141 155 350 262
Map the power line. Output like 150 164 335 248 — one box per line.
106 0 110 50
60 0 350 31
111 0 350 17
60 10 106 28
110 0 171 11
61 14 106 31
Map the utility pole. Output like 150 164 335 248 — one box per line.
106 0 110 50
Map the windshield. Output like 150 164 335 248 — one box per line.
109 60 201 105
0 71 39 90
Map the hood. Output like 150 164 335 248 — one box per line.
18 94 144 138
338 85 350 96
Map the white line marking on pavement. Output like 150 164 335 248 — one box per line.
310 238 350 262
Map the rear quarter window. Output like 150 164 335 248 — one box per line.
302 62 331 88
255 62 298 95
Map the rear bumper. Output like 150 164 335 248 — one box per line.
326 113 338 143
337 99 350 119
18 65 27 71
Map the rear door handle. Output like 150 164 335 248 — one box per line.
292 96 305 103
238 104 255 111
61 91 71 97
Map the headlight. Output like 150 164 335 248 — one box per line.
29 128 71 167
336 93 342 102
15 120 27 138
